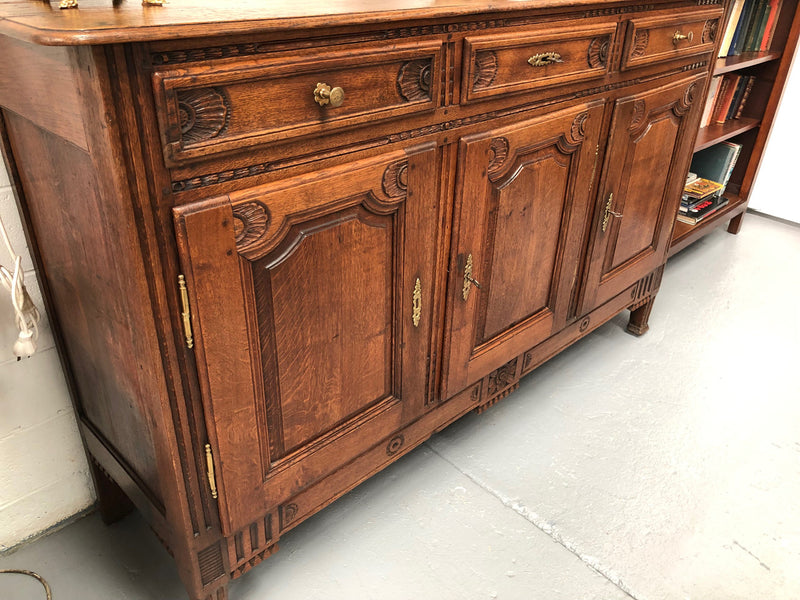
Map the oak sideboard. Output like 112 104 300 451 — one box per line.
0 1 727 598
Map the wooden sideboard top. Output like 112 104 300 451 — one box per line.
0 0 678 45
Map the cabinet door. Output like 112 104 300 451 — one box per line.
442 102 604 398
173 145 438 534
581 75 705 311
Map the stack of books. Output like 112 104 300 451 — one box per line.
700 74 757 127
680 177 728 224
718 0 783 57
679 142 742 225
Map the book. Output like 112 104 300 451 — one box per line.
719 0 747 56
729 0 757 55
700 77 723 128
714 75 740 124
726 77 749 121
684 177 725 199
744 0 771 51
677 196 730 224
685 171 699 186
689 142 742 191
734 76 756 119
760 0 783 50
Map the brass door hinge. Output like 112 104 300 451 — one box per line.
204 443 218 500
178 275 194 349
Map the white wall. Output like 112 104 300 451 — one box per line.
0 162 94 552
749 45 800 222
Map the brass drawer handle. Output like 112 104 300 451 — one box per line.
672 31 694 45
528 52 564 67
412 278 422 328
601 193 622 232
462 253 482 301
314 82 345 107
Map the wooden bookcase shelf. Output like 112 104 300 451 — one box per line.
694 117 760 151
714 51 782 75
670 0 800 255
669 194 748 257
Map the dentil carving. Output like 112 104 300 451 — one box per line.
176 87 229 145
398 59 433 102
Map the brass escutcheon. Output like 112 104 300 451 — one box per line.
528 52 563 67
412 278 422 327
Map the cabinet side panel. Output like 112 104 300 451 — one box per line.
0 36 87 150
3 110 163 508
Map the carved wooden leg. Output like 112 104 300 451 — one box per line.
201 586 228 600
88 456 134 525
727 212 745 234
627 296 655 336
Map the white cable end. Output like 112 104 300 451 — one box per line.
13 329 37 359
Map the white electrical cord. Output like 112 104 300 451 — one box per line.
0 214 40 359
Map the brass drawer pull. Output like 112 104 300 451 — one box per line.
528 52 564 67
462 253 482 301
412 278 422 327
672 31 694 45
314 82 345 107
601 193 622 232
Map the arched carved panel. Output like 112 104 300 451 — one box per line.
473 51 498 90
397 59 433 102
177 87 229 145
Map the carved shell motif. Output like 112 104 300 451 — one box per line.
397 59 433 102
177 87 229 146
232 202 270 251
587 36 610 68
702 19 718 43
630 30 650 58
569 112 588 144
473 51 498 90
629 99 647 131
673 82 698 116
487 137 510 179
382 161 409 198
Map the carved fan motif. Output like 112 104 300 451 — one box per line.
487 358 518 396
397 59 433 102
630 30 650 58
487 137 510 178
629 99 646 131
177 87 229 145
232 202 270 250
587 36 610 68
382 160 409 198
569 112 589 143
673 82 698 116
473 51 498 90
702 19 718 43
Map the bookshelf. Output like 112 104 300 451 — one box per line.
669 0 800 256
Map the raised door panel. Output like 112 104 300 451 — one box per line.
173 144 438 534
581 74 706 312
442 101 605 398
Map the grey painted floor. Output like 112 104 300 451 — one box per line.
2 212 799 600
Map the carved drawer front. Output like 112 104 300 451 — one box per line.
463 21 617 103
154 40 444 164
173 144 439 535
622 7 723 71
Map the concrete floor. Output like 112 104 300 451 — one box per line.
1 212 799 600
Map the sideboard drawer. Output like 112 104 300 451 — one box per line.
153 39 444 164
621 7 723 71
462 21 617 103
